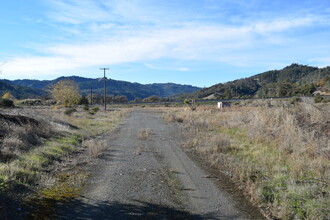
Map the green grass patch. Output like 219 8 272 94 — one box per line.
57 135 81 145
217 131 329 219
14 135 80 171
167 105 330 219
0 175 9 193
0 108 127 216
216 127 246 140
0 134 82 192
24 170 89 219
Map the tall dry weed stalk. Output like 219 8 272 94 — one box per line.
84 139 107 158
245 103 329 159
138 128 152 140
0 121 52 162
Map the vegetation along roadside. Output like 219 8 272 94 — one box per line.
0 102 128 218
164 98 330 219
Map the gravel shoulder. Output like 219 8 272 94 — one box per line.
58 110 264 219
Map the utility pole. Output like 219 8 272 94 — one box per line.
90 86 93 105
100 68 109 110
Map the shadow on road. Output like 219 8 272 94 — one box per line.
53 197 228 219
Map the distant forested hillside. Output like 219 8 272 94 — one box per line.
2 64 329 101
173 64 330 100
3 76 201 101
0 80 46 99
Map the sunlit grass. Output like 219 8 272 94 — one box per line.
0 106 127 206
164 100 330 219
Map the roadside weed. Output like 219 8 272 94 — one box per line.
165 101 330 219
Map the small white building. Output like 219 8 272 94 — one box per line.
217 102 231 109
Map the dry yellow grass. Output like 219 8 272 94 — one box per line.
84 139 107 158
164 100 330 219
0 105 128 212
137 128 152 140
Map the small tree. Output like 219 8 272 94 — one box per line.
314 94 324 103
184 99 196 111
114 95 128 103
0 99 14 108
2 92 15 100
143 95 160 102
51 80 80 107
79 95 89 105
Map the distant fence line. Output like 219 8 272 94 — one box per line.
104 95 329 106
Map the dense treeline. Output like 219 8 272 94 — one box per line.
0 81 46 99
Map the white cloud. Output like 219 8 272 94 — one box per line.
144 64 158 70
2 14 328 78
2 0 329 79
4 57 78 78
47 0 111 24
144 63 190 72
177 67 190 71
251 17 316 33
308 57 330 68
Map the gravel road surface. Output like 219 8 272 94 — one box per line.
59 110 263 219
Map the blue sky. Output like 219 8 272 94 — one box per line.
0 0 330 87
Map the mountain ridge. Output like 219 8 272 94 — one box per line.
2 64 329 101
172 64 330 100
0 80 46 99
1 76 201 101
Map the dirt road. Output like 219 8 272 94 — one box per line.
59 110 263 219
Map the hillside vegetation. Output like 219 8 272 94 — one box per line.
0 81 46 99
3 64 329 102
174 64 330 100
2 77 200 101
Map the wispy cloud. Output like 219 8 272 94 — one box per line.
2 0 330 80
3 15 329 78
144 63 190 72
177 67 190 71
47 0 111 25
309 57 330 68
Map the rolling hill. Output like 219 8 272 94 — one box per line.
2 77 201 101
2 64 329 101
173 64 330 100
0 80 46 99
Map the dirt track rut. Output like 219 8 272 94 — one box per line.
59 110 261 219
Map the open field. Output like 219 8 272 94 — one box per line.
0 105 127 218
163 98 330 219
1 98 329 219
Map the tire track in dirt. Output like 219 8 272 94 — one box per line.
58 110 263 219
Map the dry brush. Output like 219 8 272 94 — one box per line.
165 100 330 219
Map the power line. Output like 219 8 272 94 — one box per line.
90 86 93 106
100 68 109 110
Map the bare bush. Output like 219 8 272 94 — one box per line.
138 128 152 140
0 116 53 163
84 139 107 158
135 145 145 155
210 134 231 153
82 139 106 158
163 113 184 123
